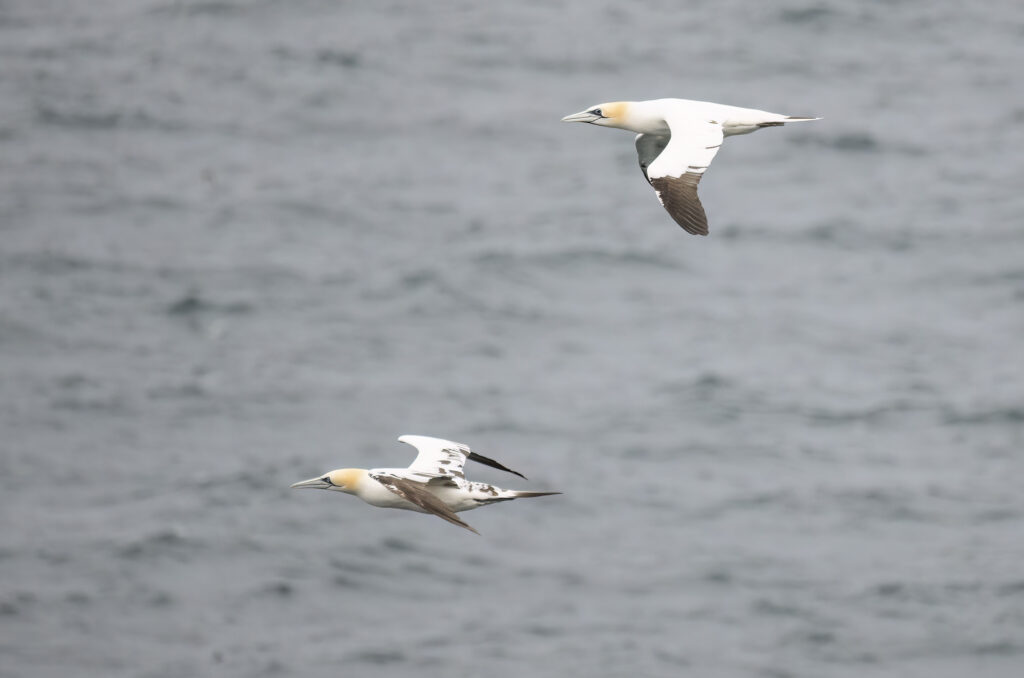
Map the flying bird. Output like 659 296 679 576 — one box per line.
290 435 560 534
561 98 820 235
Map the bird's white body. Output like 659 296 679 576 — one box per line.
348 466 521 513
561 98 819 235
595 98 796 137
291 435 559 533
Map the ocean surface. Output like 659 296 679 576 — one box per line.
2 1 1024 676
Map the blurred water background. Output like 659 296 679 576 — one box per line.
2 1 1024 676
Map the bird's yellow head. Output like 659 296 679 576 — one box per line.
290 468 364 493
561 101 629 128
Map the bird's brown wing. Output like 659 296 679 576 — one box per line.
370 474 480 535
650 173 709 236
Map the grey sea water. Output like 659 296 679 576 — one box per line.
2 1 1023 676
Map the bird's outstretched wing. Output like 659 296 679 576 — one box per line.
398 435 527 480
636 117 724 235
369 473 480 534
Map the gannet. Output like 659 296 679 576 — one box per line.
561 98 820 235
290 435 560 534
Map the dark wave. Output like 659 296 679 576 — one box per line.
34 103 187 133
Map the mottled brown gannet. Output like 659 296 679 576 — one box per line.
290 435 560 534
562 98 820 235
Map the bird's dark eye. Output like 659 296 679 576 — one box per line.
590 108 603 117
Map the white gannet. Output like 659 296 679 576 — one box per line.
290 435 560 534
561 99 820 235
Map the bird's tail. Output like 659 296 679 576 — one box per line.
726 113 821 135
513 490 561 499
759 115 820 127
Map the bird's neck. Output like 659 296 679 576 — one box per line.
612 101 670 135
336 468 369 496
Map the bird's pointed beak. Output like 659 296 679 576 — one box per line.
561 109 600 123
290 476 331 490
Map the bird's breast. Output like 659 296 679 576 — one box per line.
621 117 670 135
358 480 421 510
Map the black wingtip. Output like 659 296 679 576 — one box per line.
467 451 528 480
